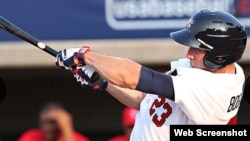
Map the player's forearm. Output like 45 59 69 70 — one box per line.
85 51 175 101
53 110 75 141
85 51 141 89
106 84 145 109
57 122 74 141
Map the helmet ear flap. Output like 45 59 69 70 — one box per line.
204 51 240 70
215 56 227 64
203 52 226 69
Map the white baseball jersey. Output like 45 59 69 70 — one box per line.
130 58 245 141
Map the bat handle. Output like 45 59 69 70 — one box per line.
44 46 58 57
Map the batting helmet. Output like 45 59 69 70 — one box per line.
122 107 138 128
170 9 247 69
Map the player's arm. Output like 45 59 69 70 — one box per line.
106 84 146 109
85 51 141 89
70 65 145 109
56 47 175 101
84 51 175 101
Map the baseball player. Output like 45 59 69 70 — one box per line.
55 9 247 141
18 102 90 141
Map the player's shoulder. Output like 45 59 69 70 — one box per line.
19 128 42 135
17 128 44 141
235 63 244 75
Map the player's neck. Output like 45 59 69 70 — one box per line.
210 63 235 74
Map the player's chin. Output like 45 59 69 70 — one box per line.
190 62 196 68
190 61 206 69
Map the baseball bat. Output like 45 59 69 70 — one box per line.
0 16 102 86
0 16 58 57
0 16 100 82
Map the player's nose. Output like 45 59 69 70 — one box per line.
186 48 194 59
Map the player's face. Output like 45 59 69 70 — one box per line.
186 47 207 69
39 111 60 141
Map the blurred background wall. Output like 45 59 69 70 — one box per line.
0 0 250 141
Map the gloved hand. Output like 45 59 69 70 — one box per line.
72 65 108 90
55 46 90 70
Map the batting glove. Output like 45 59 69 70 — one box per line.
72 65 108 90
55 46 90 70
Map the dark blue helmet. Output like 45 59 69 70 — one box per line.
170 9 247 69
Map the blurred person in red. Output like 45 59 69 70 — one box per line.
108 107 139 141
17 101 90 141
